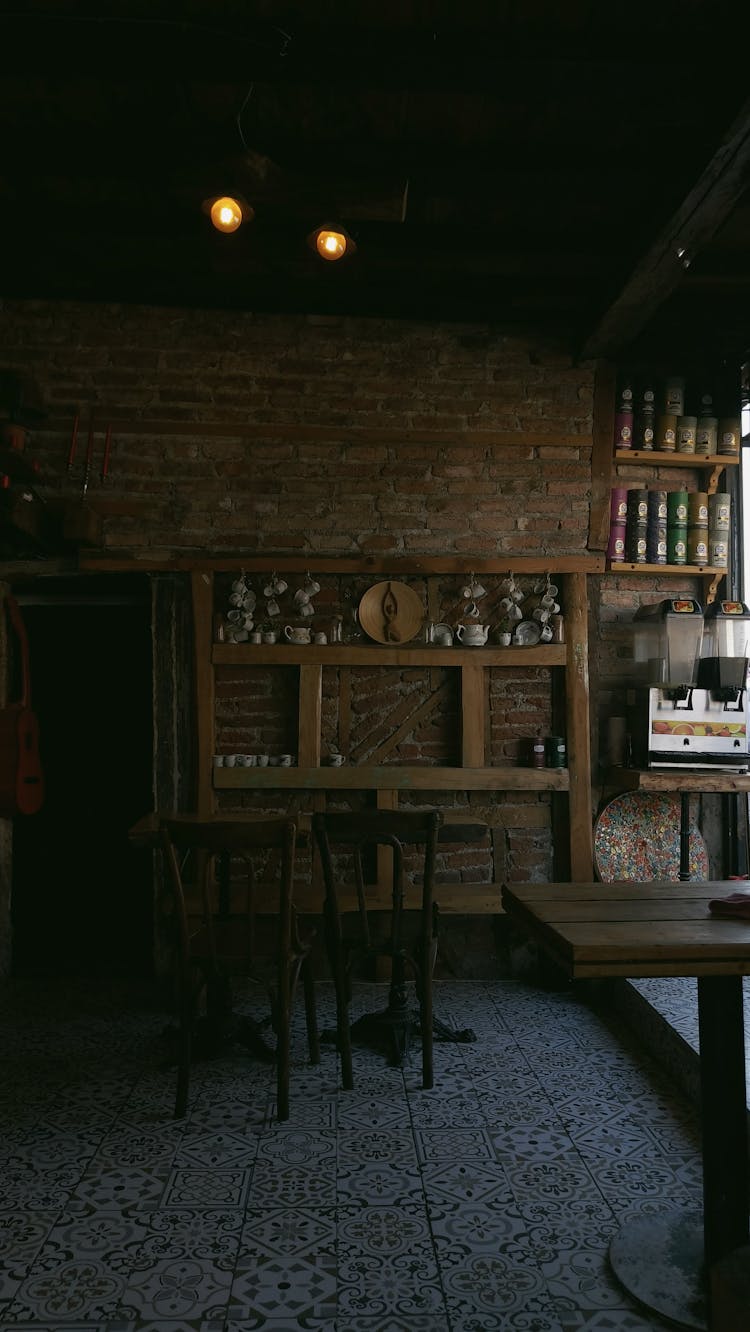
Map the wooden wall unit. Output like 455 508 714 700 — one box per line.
191 559 603 896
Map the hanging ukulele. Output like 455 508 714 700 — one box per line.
0 595 44 816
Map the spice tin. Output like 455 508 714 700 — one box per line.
656 413 677 451
687 492 708 527
667 491 689 527
708 537 728 568
664 376 685 415
708 493 731 531
607 523 626 561
647 490 668 522
626 489 649 523
528 735 546 768
625 527 648 563
696 416 718 455
609 487 628 523
545 735 566 768
667 529 687 565
687 530 709 565
646 528 668 564
634 387 656 449
676 416 697 453
614 411 633 449
718 418 741 456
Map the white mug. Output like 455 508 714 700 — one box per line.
224 754 237 768
249 630 262 644
314 631 327 645
262 631 278 645
256 754 269 767
328 753 345 766
278 754 293 767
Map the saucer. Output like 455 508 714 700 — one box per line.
513 620 542 646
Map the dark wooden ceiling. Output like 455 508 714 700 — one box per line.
1 1 749 360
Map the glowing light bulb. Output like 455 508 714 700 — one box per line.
210 196 243 234
316 228 347 261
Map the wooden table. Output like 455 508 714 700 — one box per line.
501 879 750 1332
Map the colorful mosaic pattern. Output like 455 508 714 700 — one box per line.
594 791 709 882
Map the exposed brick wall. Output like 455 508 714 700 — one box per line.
1 299 599 972
1 300 594 559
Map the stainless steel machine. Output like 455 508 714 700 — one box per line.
630 598 750 771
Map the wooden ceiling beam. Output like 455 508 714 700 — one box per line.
580 96 750 360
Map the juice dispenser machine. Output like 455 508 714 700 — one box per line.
631 598 750 770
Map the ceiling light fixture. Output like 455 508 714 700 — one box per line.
308 223 357 262
203 195 254 234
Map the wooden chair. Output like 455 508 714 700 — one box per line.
312 807 442 1090
159 817 319 1121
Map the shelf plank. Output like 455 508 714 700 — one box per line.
82 554 607 574
615 450 739 467
214 765 569 791
605 768 750 795
213 644 567 667
608 562 726 576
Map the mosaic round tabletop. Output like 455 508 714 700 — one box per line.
594 791 709 882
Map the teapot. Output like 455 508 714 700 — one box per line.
429 621 454 646
284 625 312 645
456 623 489 646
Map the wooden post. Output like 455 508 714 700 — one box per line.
564 571 593 879
191 571 215 816
461 660 485 767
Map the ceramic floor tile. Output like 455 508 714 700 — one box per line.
0 975 712 1332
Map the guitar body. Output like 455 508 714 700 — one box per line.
0 598 44 817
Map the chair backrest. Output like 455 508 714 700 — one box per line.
159 817 298 960
312 808 442 945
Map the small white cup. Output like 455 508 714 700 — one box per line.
249 630 262 644
213 754 225 767
278 754 293 767
329 753 345 766
256 754 269 767
237 754 256 767
262 631 278 645
314 631 327 645
224 754 237 768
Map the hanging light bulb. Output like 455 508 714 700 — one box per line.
209 196 244 233
308 224 357 261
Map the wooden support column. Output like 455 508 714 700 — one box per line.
461 660 486 766
564 571 593 879
191 571 215 816
298 665 322 767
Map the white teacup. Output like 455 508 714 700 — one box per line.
278 754 293 767
249 630 262 644
284 625 312 645
262 631 278 645
328 753 345 766
224 754 237 768
256 754 269 767
237 754 257 767
314 631 327 645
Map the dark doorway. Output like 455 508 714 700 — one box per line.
11 575 154 977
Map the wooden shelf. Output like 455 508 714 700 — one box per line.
213 643 567 668
607 563 727 576
614 450 739 468
606 768 750 795
214 765 570 791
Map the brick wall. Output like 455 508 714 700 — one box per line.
0 298 598 974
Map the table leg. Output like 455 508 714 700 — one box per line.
697 975 749 1270
609 975 749 1330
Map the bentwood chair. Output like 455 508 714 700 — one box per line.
159 817 319 1121
312 808 442 1090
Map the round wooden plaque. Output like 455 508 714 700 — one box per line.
358 580 424 644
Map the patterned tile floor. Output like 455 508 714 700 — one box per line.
0 974 706 1331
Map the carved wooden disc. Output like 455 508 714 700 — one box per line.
358 580 424 644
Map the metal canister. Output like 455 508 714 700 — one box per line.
696 416 718 456
609 487 628 524
718 418 741 456
708 492 731 531
687 492 709 527
626 489 649 524
545 735 566 768
667 490 689 527
667 529 687 564
625 525 647 563
607 523 626 562
646 527 667 564
708 535 728 568
647 490 668 523
634 386 656 449
664 376 685 415
614 411 633 449
687 529 709 565
656 414 677 451
676 416 697 453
